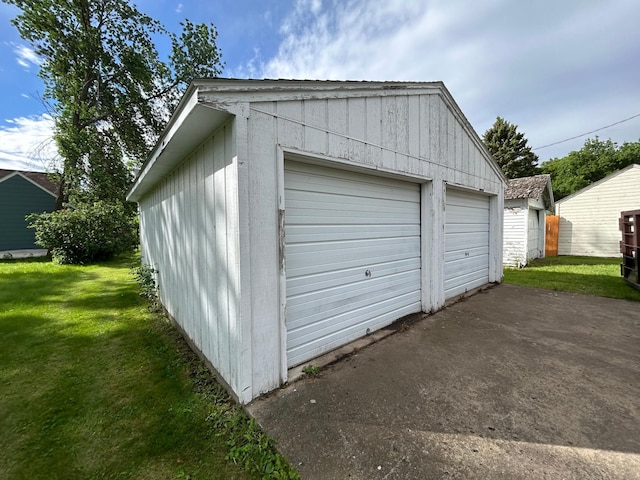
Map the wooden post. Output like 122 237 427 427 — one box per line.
545 215 559 257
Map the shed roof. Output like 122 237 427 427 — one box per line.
0 169 58 197
505 174 551 201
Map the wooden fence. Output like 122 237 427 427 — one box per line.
620 209 640 290
545 215 559 257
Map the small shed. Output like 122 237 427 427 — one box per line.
555 164 640 257
127 79 506 403
503 174 554 267
0 169 58 251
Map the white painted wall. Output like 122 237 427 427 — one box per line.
134 80 506 403
556 165 640 257
138 119 251 400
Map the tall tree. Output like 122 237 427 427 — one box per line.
540 137 640 200
483 117 539 179
5 0 223 209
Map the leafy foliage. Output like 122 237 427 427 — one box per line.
132 262 160 310
483 117 539 179
540 137 640 200
4 0 222 206
27 201 138 264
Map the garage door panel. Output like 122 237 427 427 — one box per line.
286 239 420 277
285 160 422 367
286 235 419 257
444 270 489 292
286 189 420 213
445 254 490 275
286 166 420 203
287 269 421 321
446 204 489 220
287 291 422 363
286 257 420 297
445 232 490 251
286 223 419 243
445 189 490 299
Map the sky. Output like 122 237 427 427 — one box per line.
0 0 639 172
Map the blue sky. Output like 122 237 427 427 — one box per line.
1 0 639 171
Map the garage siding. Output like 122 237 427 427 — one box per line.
445 189 490 298
284 161 422 367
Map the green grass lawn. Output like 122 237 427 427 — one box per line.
0 253 298 480
503 255 640 301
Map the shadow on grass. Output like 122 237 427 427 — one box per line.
0 310 248 479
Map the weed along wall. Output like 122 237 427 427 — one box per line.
127 79 506 404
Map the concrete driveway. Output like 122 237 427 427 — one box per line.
248 284 640 479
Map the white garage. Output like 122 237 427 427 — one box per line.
128 79 506 403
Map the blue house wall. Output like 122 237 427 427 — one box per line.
0 174 57 250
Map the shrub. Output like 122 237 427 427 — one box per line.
27 201 138 264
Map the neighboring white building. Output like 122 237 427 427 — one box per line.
127 79 506 403
503 175 554 267
555 164 640 257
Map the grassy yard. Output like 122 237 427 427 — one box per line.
0 253 298 480
503 255 640 301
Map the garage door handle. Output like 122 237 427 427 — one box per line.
365 269 372 277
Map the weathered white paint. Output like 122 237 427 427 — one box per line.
503 198 546 267
284 160 422 367
444 188 491 298
138 120 246 398
129 79 506 403
555 165 640 257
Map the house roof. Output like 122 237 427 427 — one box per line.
128 78 506 202
554 163 640 204
0 169 58 197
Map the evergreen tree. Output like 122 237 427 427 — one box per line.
483 117 539 178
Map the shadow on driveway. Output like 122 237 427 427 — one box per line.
248 284 640 479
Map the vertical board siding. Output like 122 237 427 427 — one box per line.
138 120 240 396
557 166 640 257
263 93 501 194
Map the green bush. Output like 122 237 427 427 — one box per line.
27 201 138 264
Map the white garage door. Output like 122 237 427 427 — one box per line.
445 188 490 299
285 161 422 367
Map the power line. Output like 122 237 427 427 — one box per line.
533 112 640 150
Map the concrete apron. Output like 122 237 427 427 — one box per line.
247 284 640 480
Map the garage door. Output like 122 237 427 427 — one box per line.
285 161 422 367
445 188 490 299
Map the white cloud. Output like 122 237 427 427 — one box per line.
13 43 41 70
0 114 59 172
257 0 640 161
176 3 183 14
